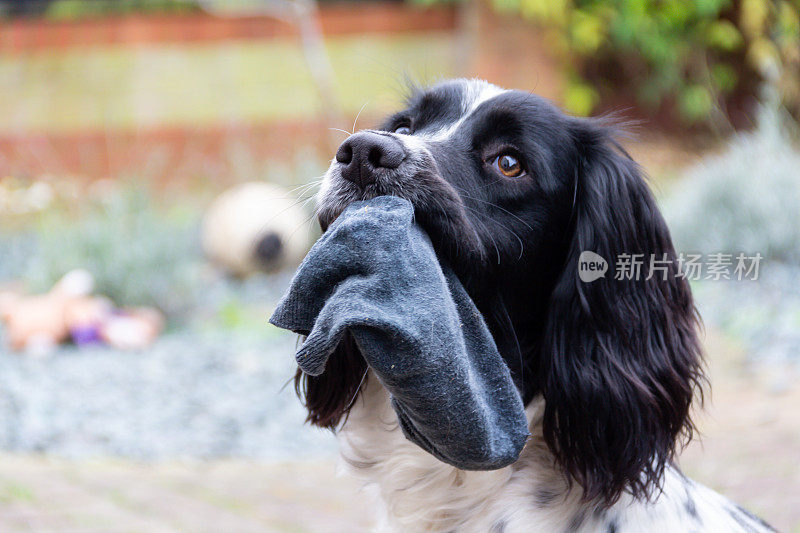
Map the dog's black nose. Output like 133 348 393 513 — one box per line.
336 132 405 188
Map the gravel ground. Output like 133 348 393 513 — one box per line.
0 328 337 461
692 262 800 376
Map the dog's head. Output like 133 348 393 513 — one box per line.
303 79 703 505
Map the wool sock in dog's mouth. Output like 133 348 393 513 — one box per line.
270 195 528 470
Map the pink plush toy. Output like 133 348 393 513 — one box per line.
0 270 164 356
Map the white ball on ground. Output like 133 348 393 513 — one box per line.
201 182 313 278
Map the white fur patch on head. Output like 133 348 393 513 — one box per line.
461 79 507 115
393 130 430 154
419 79 507 141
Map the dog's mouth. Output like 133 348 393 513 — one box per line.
316 155 424 229
317 165 488 267
316 175 384 231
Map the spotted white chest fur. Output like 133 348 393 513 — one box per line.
338 377 773 533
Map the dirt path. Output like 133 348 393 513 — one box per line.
679 332 800 532
0 457 374 532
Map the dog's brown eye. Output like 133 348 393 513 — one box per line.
495 154 524 177
394 125 412 135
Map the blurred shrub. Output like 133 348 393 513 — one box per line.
488 0 800 128
4 183 204 323
665 89 800 264
45 0 199 19
0 0 200 19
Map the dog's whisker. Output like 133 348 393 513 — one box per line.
461 202 524 262
449 185 535 231
286 209 320 243
330 128 353 138
252 191 319 237
494 294 524 391
344 367 369 412
352 101 370 134
462 204 500 264
281 179 324 198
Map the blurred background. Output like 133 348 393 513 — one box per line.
0 0 798 531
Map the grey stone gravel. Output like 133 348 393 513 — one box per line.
0 329 337 460
692 262 800 367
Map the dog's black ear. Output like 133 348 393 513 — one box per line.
294 332 367 429
539 119 704 505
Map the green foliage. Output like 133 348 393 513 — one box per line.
665 89 800 264
19 184 204 323
45 0 199 20
491 0 800 126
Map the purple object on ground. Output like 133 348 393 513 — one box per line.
70 325 102 346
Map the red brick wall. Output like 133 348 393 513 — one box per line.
0 4 457 53
0 4 568 182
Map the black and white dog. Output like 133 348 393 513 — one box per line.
301 79 774 532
